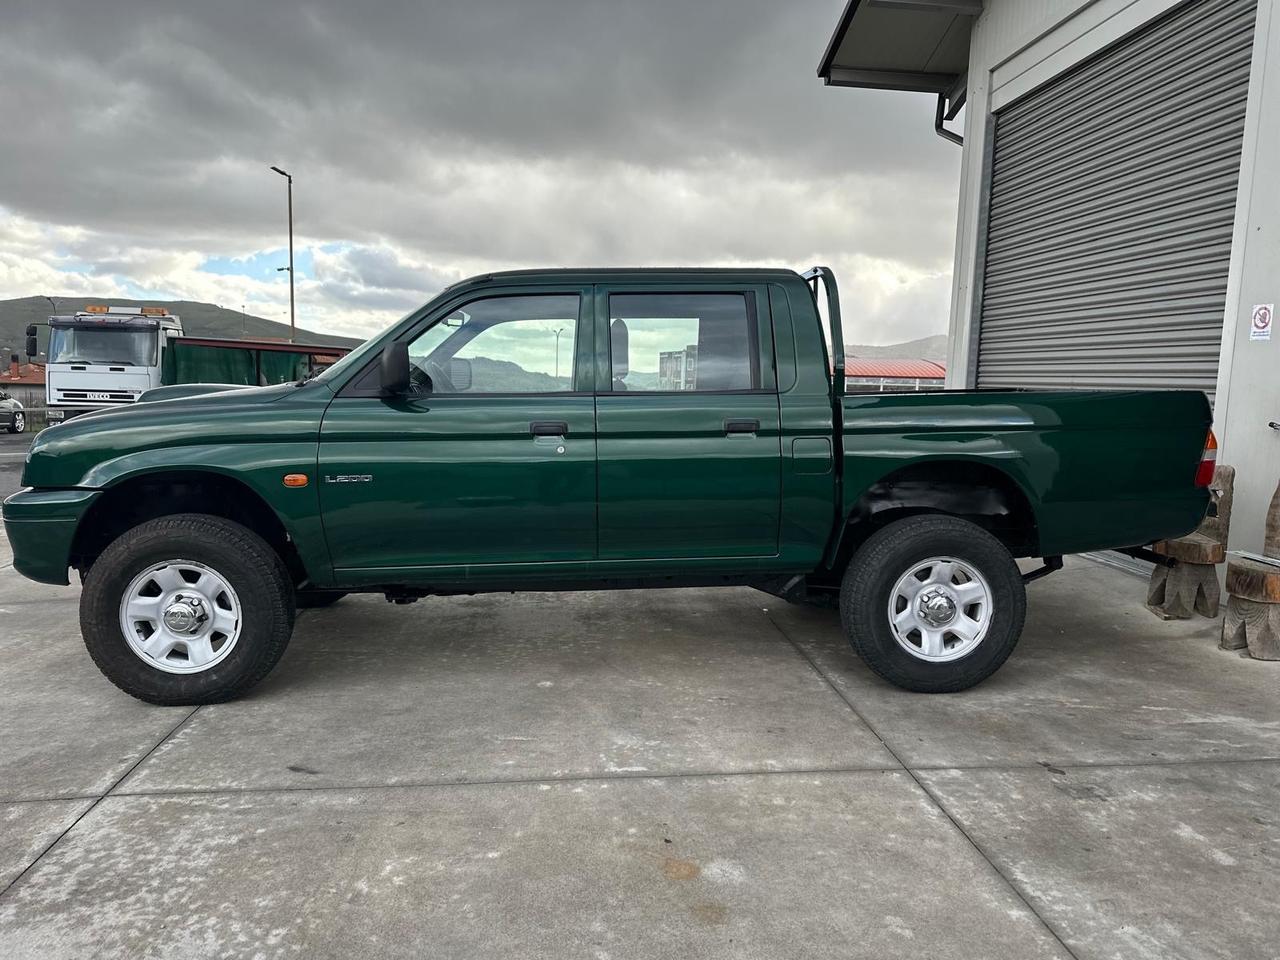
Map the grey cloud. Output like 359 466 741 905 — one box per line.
1 0 959 342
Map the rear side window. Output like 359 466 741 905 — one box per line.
607 293 762 392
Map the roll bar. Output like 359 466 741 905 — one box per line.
801 266 846 396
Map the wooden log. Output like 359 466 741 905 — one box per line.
1224 556 1280 603
1151 534 1226 564
1220 603 1249 650
1147 561 1221 620
1222 595 1280 660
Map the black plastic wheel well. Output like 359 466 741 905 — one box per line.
831 461 1040 573
70 471 306 584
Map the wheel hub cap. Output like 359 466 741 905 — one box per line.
162 596 206 634
917 587 957 627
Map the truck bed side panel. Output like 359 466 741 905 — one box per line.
840 390 1212 557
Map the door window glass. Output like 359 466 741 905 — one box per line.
407 295 579 394
608 293 759 392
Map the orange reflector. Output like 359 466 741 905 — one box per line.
282 473 309 488
140 306 168 316
1194 430 1218 488
85 304 109 313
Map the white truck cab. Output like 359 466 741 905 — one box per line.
44 306 183 422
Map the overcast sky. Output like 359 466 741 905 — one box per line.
0 0 961 344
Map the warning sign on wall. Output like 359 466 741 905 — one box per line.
1251 303 1273 342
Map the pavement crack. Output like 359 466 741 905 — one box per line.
0 703 202 903
763 609 1084 960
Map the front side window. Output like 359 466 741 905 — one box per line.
407 294 579 394
608 293 759 392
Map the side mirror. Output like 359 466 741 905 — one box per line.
448 357 472 391
25 335 37 358
25 324 38 337
379 342 411 396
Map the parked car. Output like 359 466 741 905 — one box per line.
1 268 1215 705
0 391 25 434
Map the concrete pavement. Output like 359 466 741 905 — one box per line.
0 539 1277 959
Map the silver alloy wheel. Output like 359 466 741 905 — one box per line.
118 560 242 674
887 556 993 663
11 412 23 433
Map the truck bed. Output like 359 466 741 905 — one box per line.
840 388 1212 557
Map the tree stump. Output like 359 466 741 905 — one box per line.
1147 465 1234 621
1220 479 1280 659
1148 561 1221 619
1222 595 1280 659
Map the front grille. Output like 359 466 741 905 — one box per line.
55 390 140 404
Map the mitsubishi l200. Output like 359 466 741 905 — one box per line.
2 268 1215 704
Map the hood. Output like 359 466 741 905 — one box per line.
23 380 333 489
138 383 256 403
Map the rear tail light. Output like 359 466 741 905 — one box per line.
1195 430 1218 488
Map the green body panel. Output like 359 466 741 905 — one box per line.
839 390 1212 556
319 394 597 571
594 392 782 559
10 382 335 585
0 267 1212 590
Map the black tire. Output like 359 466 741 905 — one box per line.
296 590 347 609
840 515 1026 693
80 514 296 705
7 411 24 434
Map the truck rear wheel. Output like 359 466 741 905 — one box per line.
840 515 1026 693
80 514 296 705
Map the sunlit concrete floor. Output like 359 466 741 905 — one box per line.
1 529 1277 959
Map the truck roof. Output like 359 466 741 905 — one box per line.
452 267 806 289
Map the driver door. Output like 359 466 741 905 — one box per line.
318 287 596 575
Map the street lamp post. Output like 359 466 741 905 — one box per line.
554 327 566 384
269 165 295 342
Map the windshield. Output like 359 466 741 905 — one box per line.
49 326 158 366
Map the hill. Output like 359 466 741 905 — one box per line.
847 334 947 363
0 296 361 359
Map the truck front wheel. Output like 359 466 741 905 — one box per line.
840 515 1026 693
80 514 296 705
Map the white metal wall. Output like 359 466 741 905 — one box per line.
947 0 1280 554
975 0 1257 394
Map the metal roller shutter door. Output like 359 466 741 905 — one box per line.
976 0 1257 397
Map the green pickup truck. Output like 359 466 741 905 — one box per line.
2 268 1215 705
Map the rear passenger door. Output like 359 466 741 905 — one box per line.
594 285 782 560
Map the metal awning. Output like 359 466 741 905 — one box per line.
817 0 977 116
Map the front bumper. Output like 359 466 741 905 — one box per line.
45 407 98 423
1 488 101 585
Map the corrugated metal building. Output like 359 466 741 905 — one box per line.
820 0 1280 558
